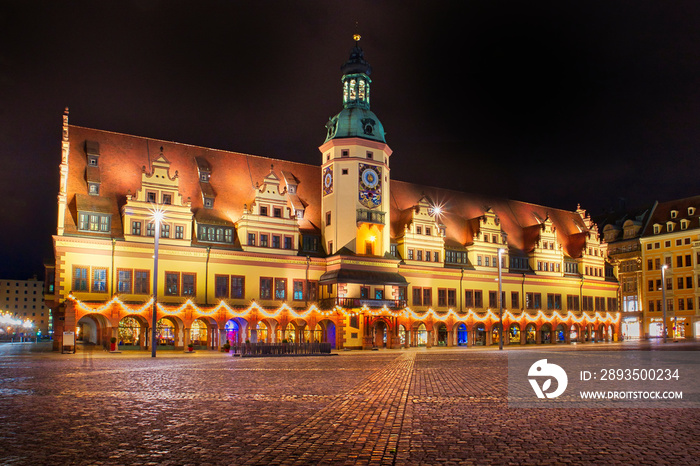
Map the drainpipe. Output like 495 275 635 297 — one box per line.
460 268 464 312
110 238 116 296
305 255 310 308
204 246 211 305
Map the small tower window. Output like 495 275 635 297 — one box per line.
349 79 357 100
88 183 99 196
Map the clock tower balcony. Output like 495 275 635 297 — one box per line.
356 208 385 225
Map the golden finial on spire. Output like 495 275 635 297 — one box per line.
353 33 361 42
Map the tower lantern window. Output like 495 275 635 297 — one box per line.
349 79 357 100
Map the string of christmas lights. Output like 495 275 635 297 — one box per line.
67 295 619 326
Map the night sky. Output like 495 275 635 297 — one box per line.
1 1 699 280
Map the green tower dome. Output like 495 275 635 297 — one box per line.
324 35 386 144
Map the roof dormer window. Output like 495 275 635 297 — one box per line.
88 182 100 196
653 224 661 234
671 210 678 219
689 207 696 216
203 197 214 209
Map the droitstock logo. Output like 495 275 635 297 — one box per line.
528 359 568 399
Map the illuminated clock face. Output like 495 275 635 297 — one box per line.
358 164 381 209
323 166 333 196
361 167 379 189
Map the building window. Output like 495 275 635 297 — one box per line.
447 289 456 307
248 233 256 246
274 278 286 300
260 277 272 300
134 270 149 294
73 266 88 292
92 268 107 293
161 224 170 238
147 223 155 237
273 207 282 218
326 212 331 226
182 273 196 297
165 272 180 296
293 280 305 301
88 183 99 196
284 236 293 250
272 235 281 249
465 290 474 308
438 289 447 307
474 290 483 308
162 194 172 205
412 287 422 306
132 221 142 236
78 213 110 232
117 270 132 294
175 225 184 239
231 276 245 299
260 234 269 247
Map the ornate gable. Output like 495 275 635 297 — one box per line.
468 208 508 270
122 150 194 245
235 166 301 255
395 194 445 264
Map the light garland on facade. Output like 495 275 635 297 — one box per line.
66 295 619 327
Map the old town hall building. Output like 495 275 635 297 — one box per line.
47 37 620 351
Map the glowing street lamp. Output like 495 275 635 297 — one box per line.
661 264 668 344
150 205 165 357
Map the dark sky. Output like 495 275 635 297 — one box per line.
2 0 700 280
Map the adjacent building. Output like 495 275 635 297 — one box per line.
46 36 620 351
639 196 700 339
601 206 653 338
1 277 53 338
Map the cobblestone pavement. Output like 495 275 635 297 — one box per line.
1 341 699 465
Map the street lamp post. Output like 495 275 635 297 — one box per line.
498 248 504 351
151 209 163 357
661 264 668 344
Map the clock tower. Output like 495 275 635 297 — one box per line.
319 35 392 256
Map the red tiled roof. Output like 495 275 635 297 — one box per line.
63 125 594 258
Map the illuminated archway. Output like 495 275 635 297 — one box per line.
456 323 468 346
318 319 337 348
508 323 520 344
525 323 537 344
491 323 502 346
555 324 567 343
540 323 552 344
284 322 297 343
191 319 208 348
156 317 178 348
473 323 486 346
77 313 111 346
118 315 147 349
225 319 241 345
415 323 428 347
